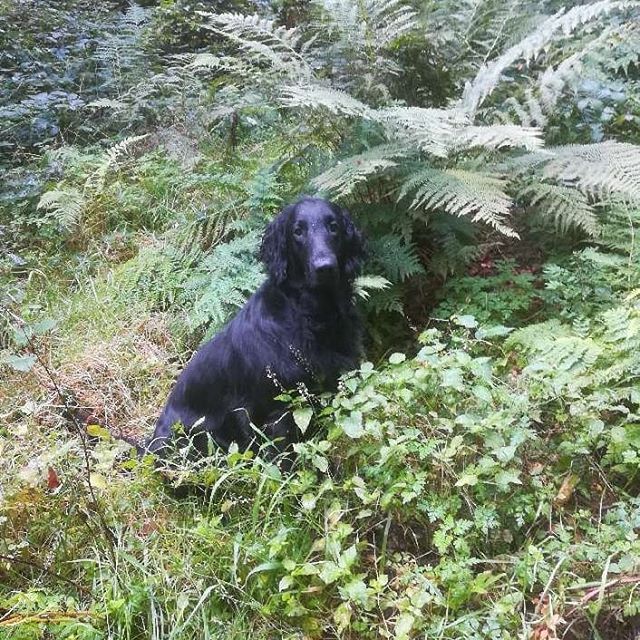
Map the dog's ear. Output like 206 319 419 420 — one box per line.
339 206 366 280
260 205 293 284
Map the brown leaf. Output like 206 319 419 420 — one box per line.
554 473 579 507
47 466 60 490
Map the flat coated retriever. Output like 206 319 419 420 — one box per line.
147 196 365 460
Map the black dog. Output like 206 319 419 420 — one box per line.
147 196 365 460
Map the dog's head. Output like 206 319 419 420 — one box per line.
260 197 365 288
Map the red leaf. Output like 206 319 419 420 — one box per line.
47 466 60 490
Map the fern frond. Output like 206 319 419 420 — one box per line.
205 12 304 49
367 234 424 282
36 188 85 229
181 232 265 334
95 4 150 90
86 98 127 110
595 200 640 256
313 0 417 51
354 274 392 300
377 107 465 158
104 134 150 169
525 335 603 376
366 0 418 48
458 124 543 151
399 167 517 237
437 0 534 69
537 28 614 112
178 52 240 72
363 284 405 314
281 84 373 117
86 135 150 193
201 12 312 79
517 181 600 236
462 1 636 115
501 90 548 128
543 142 640 202
312 144 407 198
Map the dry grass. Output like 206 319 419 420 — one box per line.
1 313 179 446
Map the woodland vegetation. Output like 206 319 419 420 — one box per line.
1 0 640 638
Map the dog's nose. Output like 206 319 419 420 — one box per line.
313 258 338 277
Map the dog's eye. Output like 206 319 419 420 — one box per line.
294 227 304 237
328 221 338 233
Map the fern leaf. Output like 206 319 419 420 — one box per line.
281 84 373 117
517 182 600 236
377 106 465 158
312 144 407 198
543 142 640 202
105 134 150 168
201 12 311 78
363 284 405 314
86 98 127 110
462 1 636 115
36 188 85 229
400 167 517 237
181 232 265 334
367 234 423 282
458 124 543 151
354 274 392 300
314 0 418 51
179 53 240 72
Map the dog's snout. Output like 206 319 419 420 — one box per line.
311 255 339 286
313 257 338 274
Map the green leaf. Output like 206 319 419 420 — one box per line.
495 470 522 490
31 319 57 335
389 352 406 365
87 424 111 440
454 314 478 328
334 602 352 632
313 455 329 473
476 325 513 340
339 544 358 569
610 425 627 443
278 575 293 591
494 445 516 462
89 473 108 490
2 354 36 372
455 473 479 487
301 493 317 510
395 613 415 640
293 407 313 435
441 367 464 389
340 411 364 438
340 578 369 605
246 561 280 580
319 561 343 584
472 385 493 403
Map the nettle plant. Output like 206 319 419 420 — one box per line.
184 0 640 312
171 310 638 638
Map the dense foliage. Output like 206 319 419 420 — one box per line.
1 0 640 638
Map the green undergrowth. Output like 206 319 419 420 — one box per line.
1 258 639 638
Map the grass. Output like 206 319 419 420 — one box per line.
2 265 640 638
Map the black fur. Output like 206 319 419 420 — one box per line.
147 196 365 459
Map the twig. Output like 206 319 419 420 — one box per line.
535 555 566 614
564 575 640 620
7 311 118 557
0 610 96 626
0 554 87 595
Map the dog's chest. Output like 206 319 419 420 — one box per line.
282 317 353 385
